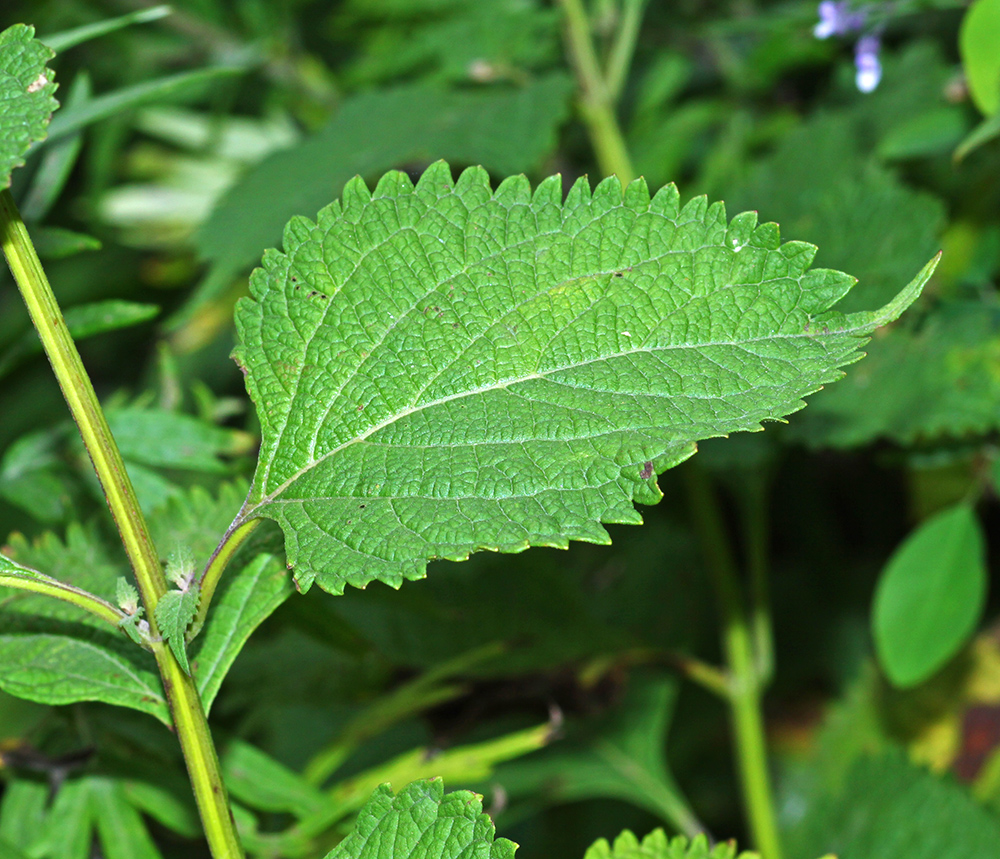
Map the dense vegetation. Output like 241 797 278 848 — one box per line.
1 2 999 858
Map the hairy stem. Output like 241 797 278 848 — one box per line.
0 570 124 628
558 0 635 184
188 516 261 642
0 189 245 859
684 463 783 859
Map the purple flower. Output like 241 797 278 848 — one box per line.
814 1 867 38
854 34 882 92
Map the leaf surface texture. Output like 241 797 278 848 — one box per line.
233 161 932 593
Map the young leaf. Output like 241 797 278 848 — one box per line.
323 779 515 859
154 583 201 675
0 24 58 190
872 504 987 688
584 830 758 859
231 160 935 594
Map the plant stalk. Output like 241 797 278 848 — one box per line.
558 0 636 184
0 570 124 628
1 188 245 859
684 463 783 859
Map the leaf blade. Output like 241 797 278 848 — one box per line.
872 504 988 688
233 162 927 594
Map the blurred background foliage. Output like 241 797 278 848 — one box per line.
3 1 1000 858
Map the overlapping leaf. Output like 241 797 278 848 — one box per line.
232 161 934 594
193 76 573 314
0 24 58 189
785 753 1000 859
324 779 515 859
790 300 1000 447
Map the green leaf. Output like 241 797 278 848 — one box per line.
185 76 573 323
0 428 75 521
154 584 201 675
337 0 560 87
0 780 47 852
872 504 987 688
583 830 757 859
40 5 172 53
0 24 59 190
322 722 551 825
45 65 246 145
0 524 166 720
89 777 164 859
0 301 159 380
323 779 516 859
960 0 1000 117
231 161 933 595
31 226 102 259
20 72 90 221
790 299 1000 447
725 114 944 315
785 753 1000 859
193 552 292 714
954 108 1000 162
105 407 247 474
493 675 700 836
223 738 327 817
35 779 93 859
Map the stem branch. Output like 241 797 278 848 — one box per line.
1 189 244 859
0 570 124 627
558 0 636 184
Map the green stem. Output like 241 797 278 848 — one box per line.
683 464 783 859
604 0 647 102
740 471 774 684
558 0 635 184
0 189 245 859
188 516 261 642
0 570 124 628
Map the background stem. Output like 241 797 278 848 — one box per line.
0 189 245 859
684 463 783 859
559 0 636 184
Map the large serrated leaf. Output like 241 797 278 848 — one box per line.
231 160 934 594
324 779 515 859
584 830 757 859
0 24 59 189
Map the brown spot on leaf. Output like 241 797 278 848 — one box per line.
640 461 654 479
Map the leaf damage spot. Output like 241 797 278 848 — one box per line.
27 73 48 93
640 461 654 479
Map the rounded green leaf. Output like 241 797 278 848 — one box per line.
872 504 987 688
0 24 59 189
960 0 1000 117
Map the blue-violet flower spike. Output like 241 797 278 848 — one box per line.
814 1 866 38
855 34 882 92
